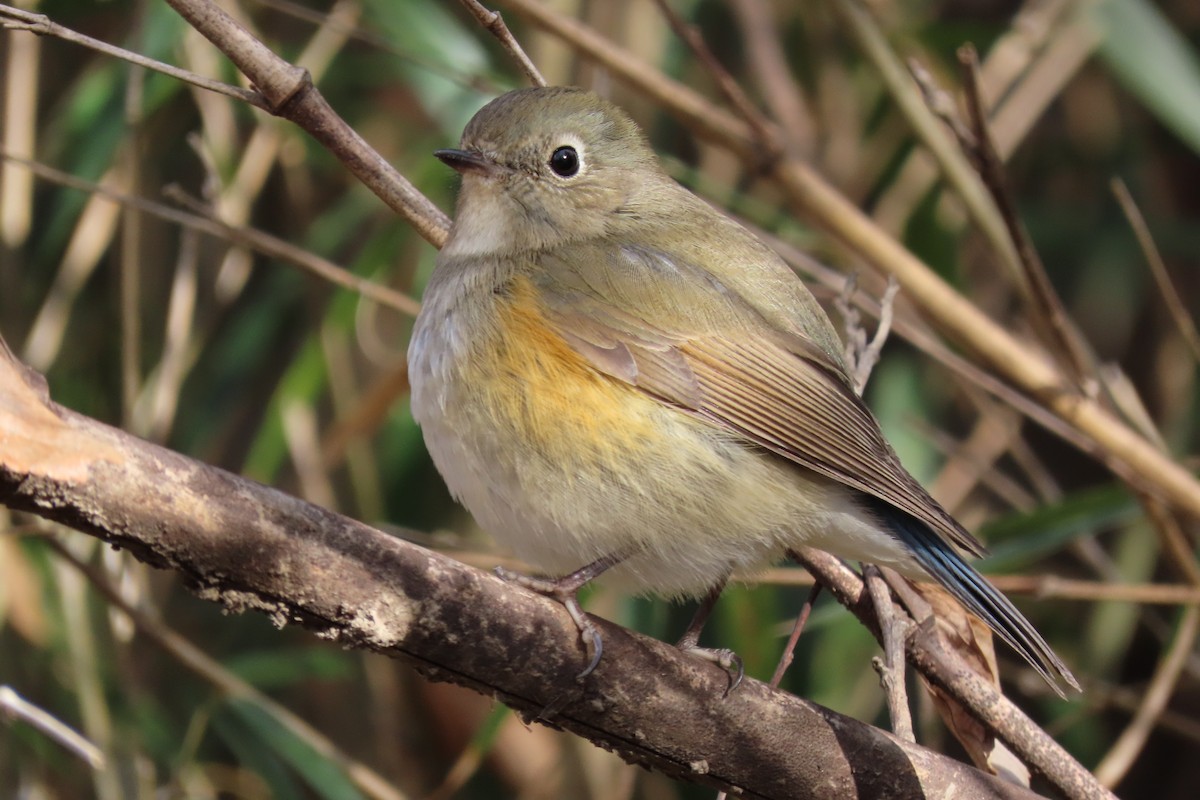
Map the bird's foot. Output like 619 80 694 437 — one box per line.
676 640 745 696
495 554 626 680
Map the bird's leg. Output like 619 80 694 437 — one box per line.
675 577 744 694
495 552 627 679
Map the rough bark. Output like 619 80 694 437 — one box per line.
0 338 1040 799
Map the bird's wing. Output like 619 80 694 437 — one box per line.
533 242 986 558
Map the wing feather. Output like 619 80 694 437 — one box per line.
532 243 986 559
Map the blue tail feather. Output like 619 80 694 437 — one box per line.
868 499 1078 695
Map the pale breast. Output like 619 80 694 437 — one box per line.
409 270 858 598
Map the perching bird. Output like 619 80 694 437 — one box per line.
408 86 1078 694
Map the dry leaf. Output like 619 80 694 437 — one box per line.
914 581 1032 786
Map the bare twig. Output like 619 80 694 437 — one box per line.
650 0 781 161
768 582 822 688
1111 178 1200 362
832 0 1023 295
835 273 901 394
0 3 267 110
456 0 546 87
162 0 450 246
874 1 1098 234
957 44 1095 389
846 277 899 395
0 152 420 316
907 57 976 149
728 0 814 155
864 565 914 742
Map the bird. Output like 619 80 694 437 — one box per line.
407 85 1078 695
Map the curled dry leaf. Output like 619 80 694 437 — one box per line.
915 581 1033 787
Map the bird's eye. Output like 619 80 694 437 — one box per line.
548 146 580 177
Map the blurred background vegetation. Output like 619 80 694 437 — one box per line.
1 0 1198 797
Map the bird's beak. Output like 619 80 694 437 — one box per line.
434 148 499 176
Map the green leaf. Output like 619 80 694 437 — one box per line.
223 699 366 800
979 484 1139 572
1092 0 1200 154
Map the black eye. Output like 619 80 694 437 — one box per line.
549 146 580 177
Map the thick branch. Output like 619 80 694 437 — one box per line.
0 346 1039 800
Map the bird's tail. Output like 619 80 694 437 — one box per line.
878 504 1080 696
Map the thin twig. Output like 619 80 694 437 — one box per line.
874 0 1096 235
650 0 781 162
728 0 814 155
858 278 899 393
0 151 420 316
0 3 267 110
957 44 1095 389
456 0 546 87
163 0 450 247
865 565 914 742
906 57 977 154
834 273 900 395
832 0 1023 298
1111 178 1200 362
791 548 1116 800
0 685 105 770
768 582 822 688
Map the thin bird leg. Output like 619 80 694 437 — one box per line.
495 552 627 679
769 581 823 688
675 577 744 694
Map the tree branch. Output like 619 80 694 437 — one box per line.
0 338 1037 800
160 0 449 247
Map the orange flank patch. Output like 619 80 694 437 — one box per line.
484 276 662 464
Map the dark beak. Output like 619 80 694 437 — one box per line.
434 148 497 176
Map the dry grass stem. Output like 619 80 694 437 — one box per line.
0 685 105 770
1093 605 1200 787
